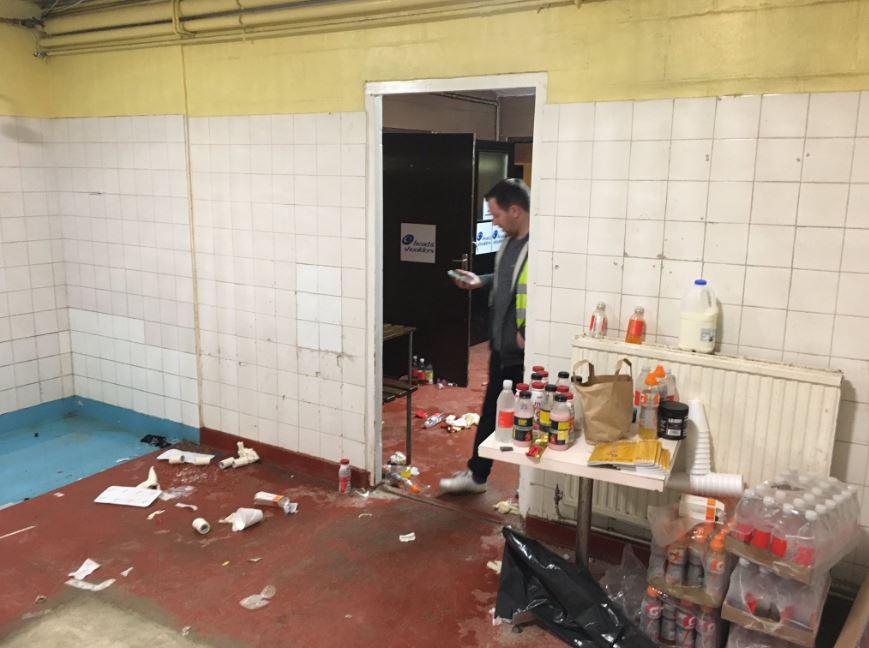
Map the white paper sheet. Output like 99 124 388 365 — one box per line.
156 449 215 464
68 558 100 580
94 486 162 508
65 578 115 592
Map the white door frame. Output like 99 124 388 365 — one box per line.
363 72 549 484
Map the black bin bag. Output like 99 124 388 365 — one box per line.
495 528 655 647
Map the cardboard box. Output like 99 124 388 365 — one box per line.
721 603 819 648
725 536 836 586
648 574 726 609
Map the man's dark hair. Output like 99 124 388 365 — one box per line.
484 178 530 213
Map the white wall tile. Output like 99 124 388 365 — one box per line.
739 306 786 350
803 138 855 182
672 97 716 140
587 219 625 256
842 230 869 272
666 182 707 222
759 94 809 138
591 141 630 180
557 103 594 141
629 141 670 180
792 227 844 271
710 139 756 181
594 101 633 140
806 92 860 138
627 181 666 220
797 183 849 227
707 181 752 224
743 267 790 309
669 140 712 181
589 180 628 219
703 223 748 264
663 221 705 261
852 139 869 183
557 141 593 179
632 100 673 140
714 95 761 139
750 182 800 225
789 270 839 313
746 225 795 268
837 273 869 317
624 220 664 258
756 139 804 181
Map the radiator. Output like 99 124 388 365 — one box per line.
563 337 843 527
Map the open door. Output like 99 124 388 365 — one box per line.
382 133 475 387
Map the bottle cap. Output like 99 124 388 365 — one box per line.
596 301 606 310
518 390 531 399
694 279 707 285
793 498 805 509
815 504 827 515
532 365 545 372
516 383 529 391
763 496 775 506
774 490 787 502
654 365 666 378
646 585 658 597
540 371 549 378
558 371 569 379
556 385 569 393
634 306 645 315
340 458 349 465
545 384 557 392
502 379 513 389
530 372 543 381
783 503 794 512
531 381 545 389
805 510 818 521
554 394 567 402
744 488 755 498
565 392 574 399
644 372 658 386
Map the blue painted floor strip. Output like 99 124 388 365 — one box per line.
0 413 164 507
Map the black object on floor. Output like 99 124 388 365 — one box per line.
140 434 170 448
496 528 655 647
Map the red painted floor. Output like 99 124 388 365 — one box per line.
0 452 560 647
382 343 520 522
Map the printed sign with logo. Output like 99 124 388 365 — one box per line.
400 223 436 263
475 222 492 255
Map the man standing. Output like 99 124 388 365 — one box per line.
440 179 529 494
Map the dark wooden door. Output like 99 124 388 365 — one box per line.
382 133 475 387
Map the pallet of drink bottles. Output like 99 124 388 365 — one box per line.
640 497 737 646
719 472 860 647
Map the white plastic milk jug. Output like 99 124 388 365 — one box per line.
678 279 718 354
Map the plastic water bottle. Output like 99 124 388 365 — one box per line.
726 558 755 612
639 586 662 642
495 379 515 443
678 279 718 353
732 489 760 544
752 567 777 620
750 496 777 550
638 372 661 439
338 458 352 495
770 503 802 559
625 306 646 344
588 301 608 338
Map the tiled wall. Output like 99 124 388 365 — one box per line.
188 113 368 466
0 117 72 414
45 116 199 427
523 91 869 590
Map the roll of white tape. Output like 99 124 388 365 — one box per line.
192 517 210 534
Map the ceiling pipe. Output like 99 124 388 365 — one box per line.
37 0 580 53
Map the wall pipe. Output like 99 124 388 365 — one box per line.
37 0 580 54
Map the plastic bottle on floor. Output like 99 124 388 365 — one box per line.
338 459 352 495
678 279 718 353
588 301 608 338
495 379 515 443
625 306 646 344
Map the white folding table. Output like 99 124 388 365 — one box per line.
479 433 680 566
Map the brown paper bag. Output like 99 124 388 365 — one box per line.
572 358 633 444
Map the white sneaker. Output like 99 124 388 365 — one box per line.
439 470 487 494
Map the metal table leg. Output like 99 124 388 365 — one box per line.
406 330 413 465
576 477 594 566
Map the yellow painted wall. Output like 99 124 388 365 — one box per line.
0 24 51 116
15 0 869 116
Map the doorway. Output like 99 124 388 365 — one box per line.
365 74 547 518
